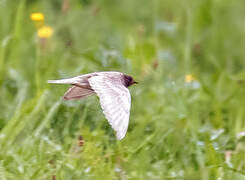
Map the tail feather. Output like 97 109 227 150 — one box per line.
47 78 79 84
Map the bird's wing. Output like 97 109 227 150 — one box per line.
63 86 94 100
88 75 131 140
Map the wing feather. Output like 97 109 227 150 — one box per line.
88 75 131 140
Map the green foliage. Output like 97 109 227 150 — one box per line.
0 0 245 179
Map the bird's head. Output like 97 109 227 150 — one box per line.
124 75 138 87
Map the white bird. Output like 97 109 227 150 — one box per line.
48 71 137 140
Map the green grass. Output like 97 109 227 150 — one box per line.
0 0 245 179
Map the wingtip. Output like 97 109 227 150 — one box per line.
116 132 126 140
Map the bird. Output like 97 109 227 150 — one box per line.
48 71 137 140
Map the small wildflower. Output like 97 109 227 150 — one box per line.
84 167 91 173
30 13 44 21
185 74 195 83
237 131 245 139
185 74 200 89
37 26 53 38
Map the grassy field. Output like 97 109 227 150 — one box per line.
0 0 245 179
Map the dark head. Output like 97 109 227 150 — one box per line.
123 75 138 87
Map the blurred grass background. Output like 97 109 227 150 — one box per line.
0 0 245 179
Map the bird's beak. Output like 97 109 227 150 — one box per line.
133 81 138 84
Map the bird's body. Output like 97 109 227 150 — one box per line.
48 71 137 140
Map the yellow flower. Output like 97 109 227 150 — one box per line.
30 13 44 21
185 74 195 83
37 26 53 38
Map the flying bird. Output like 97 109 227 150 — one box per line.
48 71 137 140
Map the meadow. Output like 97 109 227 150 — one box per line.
0 0 245 179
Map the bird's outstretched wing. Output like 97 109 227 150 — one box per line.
63 86 94 100
88 76 131 140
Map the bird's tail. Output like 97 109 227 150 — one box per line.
47 77 78 84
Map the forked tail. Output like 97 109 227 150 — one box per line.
47 77 78 84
